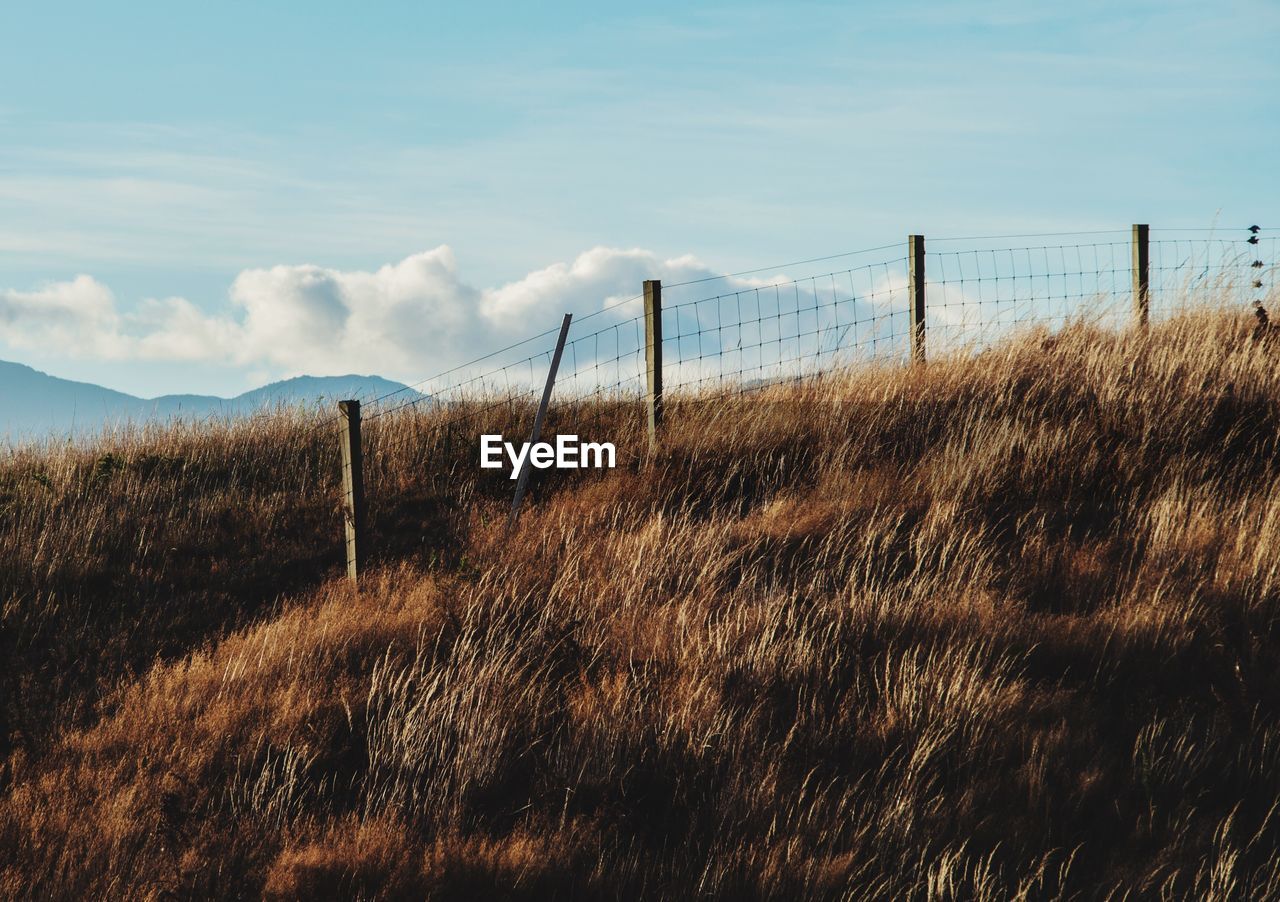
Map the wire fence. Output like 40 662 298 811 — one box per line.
661 257 911 394
924 239 1132 344
325 229 1269 485
293 223 1278 580
340 225 1272 434
1150 232 1278 319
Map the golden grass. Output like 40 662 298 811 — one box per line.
2 308 1280 898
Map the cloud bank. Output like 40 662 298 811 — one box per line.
0 246 731 382
1 246 960 402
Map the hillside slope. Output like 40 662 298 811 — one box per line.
2 310 1279 899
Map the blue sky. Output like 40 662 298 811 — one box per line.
1 0 1276 396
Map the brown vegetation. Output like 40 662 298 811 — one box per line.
2 309 1280 898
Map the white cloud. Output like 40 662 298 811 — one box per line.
0 245 927 398
0 246 742 383
481 248 712 323
0 276 234 362
0 275 128 358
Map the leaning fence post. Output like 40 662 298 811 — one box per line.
1132 223 1150 328
338 400 366 587
908 235 926 363
510 313 573 527
644 279 664 449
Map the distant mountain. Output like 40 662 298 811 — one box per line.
0 360 428 442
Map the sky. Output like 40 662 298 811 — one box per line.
1 0 1277 397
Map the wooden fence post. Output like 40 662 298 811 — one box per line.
644 279 663 449
338 400 365 587
509 313 573 527
1132 223 1150 328
908 235 926 363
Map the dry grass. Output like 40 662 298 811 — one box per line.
3 308 1280 898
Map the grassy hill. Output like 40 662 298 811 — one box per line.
2 308 1279 899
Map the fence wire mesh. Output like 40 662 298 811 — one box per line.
317 227 1276 511
293 224 1280 576
661 258 911 396
926 240 1134 349
1149 231 1279 318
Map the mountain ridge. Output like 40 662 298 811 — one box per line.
0 359 426 440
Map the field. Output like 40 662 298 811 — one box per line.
2 308 1279 899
